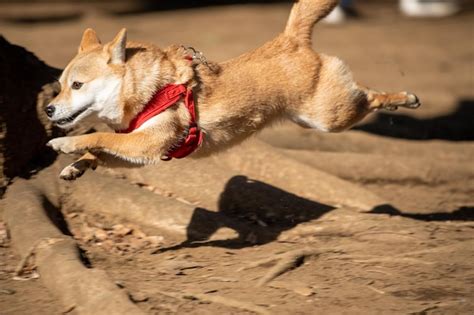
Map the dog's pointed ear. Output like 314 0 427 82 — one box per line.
107 28 127 64
79 28 101 53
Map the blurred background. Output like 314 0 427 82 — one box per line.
0 0 472 116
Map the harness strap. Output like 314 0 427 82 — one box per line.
117 84 203 159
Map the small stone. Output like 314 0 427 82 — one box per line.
80 226 95 242
116 243 131 252
204 289 218 294
176 254 193 260
94 229 108 242
294 287 315 297
269 280 316 297
183 295 198 301
129 291 149 303
0 289 16 295
112 224 133 237
132 229 146 239
145 235 164 246
207 276 238 282
100 240 115 251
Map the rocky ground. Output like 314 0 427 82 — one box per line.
0 1 473 314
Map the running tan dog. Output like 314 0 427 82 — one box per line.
47 0 420 180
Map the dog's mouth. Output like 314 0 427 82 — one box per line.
53 105 91 127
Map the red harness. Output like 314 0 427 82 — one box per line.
117 84 203 160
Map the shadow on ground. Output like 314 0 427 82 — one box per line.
370 204 474 221
1 13 83 24
355 99 474 141
110 0 290 15
44 171 473 267
156 176 474 254
155 175 335 252
0 36 60 184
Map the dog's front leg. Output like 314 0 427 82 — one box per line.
59 152 99 180
48 130 174 167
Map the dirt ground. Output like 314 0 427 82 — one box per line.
1 1 473 314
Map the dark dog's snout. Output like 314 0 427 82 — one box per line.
45 105 56 118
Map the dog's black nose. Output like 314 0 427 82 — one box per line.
45 105 55 118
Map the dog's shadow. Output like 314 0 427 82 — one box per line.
355 99 474 141
369 204 474 222
156 175 335 252
155 176 474 253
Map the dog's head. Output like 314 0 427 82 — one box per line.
46 28 128 128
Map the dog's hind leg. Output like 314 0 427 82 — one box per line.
289 55 420 132
363 87 420 112
291 86 421 133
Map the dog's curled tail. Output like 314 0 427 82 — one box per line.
284 0 338 44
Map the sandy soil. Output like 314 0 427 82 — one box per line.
1 2 473 314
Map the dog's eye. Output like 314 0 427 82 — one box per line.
71 81 83 90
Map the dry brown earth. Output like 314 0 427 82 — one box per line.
0 2 473 314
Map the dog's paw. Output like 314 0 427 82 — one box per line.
403 92 421 109
59 163 86 180
47 137 80 154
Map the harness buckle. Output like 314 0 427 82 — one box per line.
181 46 208 67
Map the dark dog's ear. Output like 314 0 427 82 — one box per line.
107 28 127 65
78 28 101 53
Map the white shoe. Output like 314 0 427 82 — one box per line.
400 0 460 17
323 6 346 24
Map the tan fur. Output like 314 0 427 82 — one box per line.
47 0 420 180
